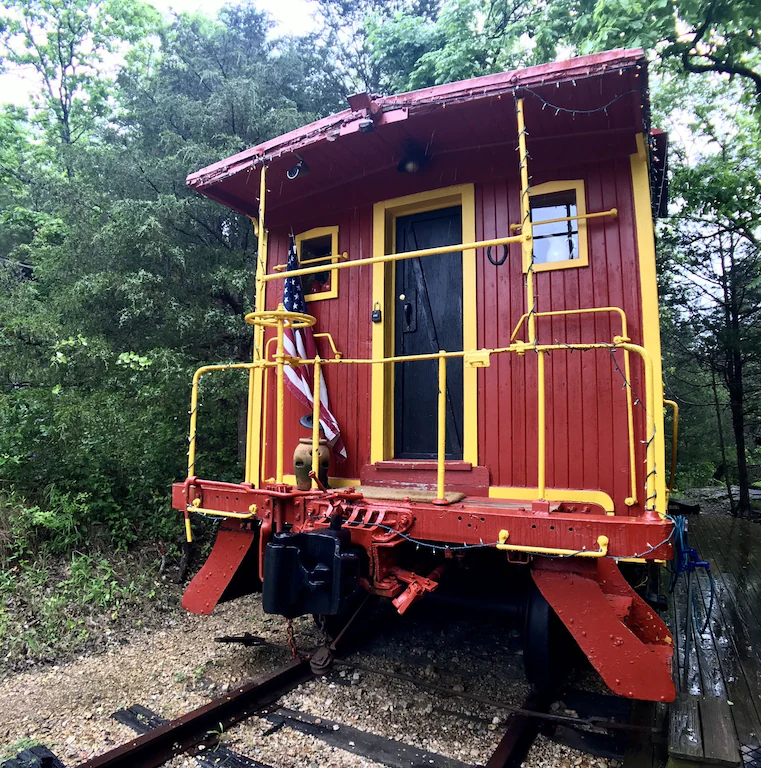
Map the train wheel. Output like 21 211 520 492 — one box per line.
523 583 569 689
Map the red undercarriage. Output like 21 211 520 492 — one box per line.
173 477 676 702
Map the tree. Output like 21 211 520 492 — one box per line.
658 79 761 515
0 1 344 546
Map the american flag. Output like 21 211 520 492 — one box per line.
282 235 347 461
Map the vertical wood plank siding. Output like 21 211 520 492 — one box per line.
262 158 646 515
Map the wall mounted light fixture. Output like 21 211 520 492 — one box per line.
397 143 428 173
287 155 309 180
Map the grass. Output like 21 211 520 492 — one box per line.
0 737 41 761
0 551 181 676
0 491 188 677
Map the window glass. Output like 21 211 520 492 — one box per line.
530 190 579 264
299 233 333 296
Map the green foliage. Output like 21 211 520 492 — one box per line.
0 0 161 150
1 739 42 761
0 1 345 552
0 511 176 668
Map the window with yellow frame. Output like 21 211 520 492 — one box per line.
527 180 588 272
296 226 340 302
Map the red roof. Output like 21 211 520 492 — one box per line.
187 48 649 219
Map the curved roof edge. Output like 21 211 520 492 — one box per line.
186 48 647 192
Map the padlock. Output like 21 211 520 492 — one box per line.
371 302 382 323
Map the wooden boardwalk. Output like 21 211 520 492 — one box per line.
668 511 761 767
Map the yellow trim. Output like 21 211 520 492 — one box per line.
489 485 616 515
526 179 589 273
370 184 478 466
631 135 666 516
296 225 339 302
497 530 609 558
245 169 268 487
282 474 360 488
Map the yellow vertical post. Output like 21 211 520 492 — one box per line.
516 97 545 499
516 99 534 336
275 308 286 484
312 356 322 488
641 349 657 517
184 370 204 543
434 353 447 504
245 166 268 486
187 371 201 479
536 351 546 498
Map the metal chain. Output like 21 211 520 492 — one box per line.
285 618 300 659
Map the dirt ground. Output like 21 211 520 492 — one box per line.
0 589 614 768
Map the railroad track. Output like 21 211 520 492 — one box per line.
3 605 664 768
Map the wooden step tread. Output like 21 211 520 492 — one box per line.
668 694 741 767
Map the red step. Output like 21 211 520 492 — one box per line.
532 558 675 702
182 525 256 614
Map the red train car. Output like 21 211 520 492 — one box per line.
173 48 676 702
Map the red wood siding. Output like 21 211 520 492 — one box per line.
260 156 647 515
263 208 374 482
475 158 646 514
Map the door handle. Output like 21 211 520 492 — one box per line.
400 289 416 332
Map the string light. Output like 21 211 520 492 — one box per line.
236 74 644 170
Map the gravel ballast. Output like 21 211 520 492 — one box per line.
0 592 615 767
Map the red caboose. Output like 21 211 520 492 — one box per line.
173 48 676 702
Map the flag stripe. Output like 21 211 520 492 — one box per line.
281 235 347 461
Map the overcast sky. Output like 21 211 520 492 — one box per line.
0 0 316 106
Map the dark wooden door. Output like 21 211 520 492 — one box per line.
394 206 464 459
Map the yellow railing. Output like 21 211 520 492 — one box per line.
510 307 638 506
184 97 665 531
497 530 609 558
260 233 527 283
186 338 658 510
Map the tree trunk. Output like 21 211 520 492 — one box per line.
727 371 752 517
711 370 736 515
726 244 752 517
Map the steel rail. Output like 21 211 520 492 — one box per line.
76 658 313 768
76 595 376 768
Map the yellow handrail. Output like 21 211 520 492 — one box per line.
188 498 258 519
664 399 679 501
260 233 526 283
271 252 349 272
509 306 637 505
497 530 609 558
313 332 343 359
510 306 630 345
509 207 618 231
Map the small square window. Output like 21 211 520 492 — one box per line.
526 181 588 272
532 190 579 263
296 226 339 302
